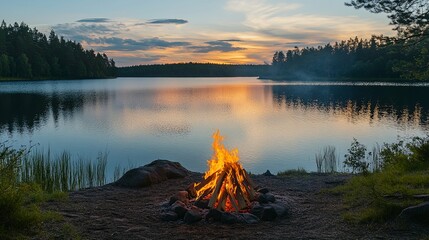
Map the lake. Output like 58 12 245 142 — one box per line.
1 77 428 177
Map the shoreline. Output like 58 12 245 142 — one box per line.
40 172 428 239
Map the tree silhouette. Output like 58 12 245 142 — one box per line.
0 21 116 80
345 0 428 38
345 0 428 80
268 36 417 80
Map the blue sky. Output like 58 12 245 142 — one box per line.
1 0 393 66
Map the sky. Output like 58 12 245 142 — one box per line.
1 0 394 66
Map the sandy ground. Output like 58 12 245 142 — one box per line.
41 173 429 240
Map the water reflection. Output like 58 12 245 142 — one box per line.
271 85 429 131
0 78 428 173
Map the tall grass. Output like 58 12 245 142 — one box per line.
315 146 337 173
0 143 55 238
19 149 112 192
370 143 381 172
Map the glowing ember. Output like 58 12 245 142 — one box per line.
194 130 256 212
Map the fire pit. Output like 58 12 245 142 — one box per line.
161 130 290 224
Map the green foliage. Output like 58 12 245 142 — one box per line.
335 169 429 223
345 0 428 28
380 136 429 171
344 138 369 173
0 21 115 80
335 136 429 223
20 149 109 192
270 36 406 80
345 0 429 81
0 143 59 239
0 142 122 238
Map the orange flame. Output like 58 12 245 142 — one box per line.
194 130 256 212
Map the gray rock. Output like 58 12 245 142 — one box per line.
399 201 429 224
257 188 269 194
221 212 238 224
250 205 264 219
237 213 260 224
270 203 289 217
160 201 171 209
265 193 276 203
261 205 278 221
171 201 188 219
161 211 179 221
184 208 203 224
194 199 209 209
168 196 178 206
258 193 277 204
262 170 274 176
175 191 189 204
206 208 222 222
113 160 189 188
258 194 269 204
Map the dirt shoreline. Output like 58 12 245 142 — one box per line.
42 173 428 239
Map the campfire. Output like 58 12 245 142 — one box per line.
161 130 289 224
193 130 256 212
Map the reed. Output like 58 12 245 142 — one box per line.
323 146 337 173
315 146 337 173
19 149 113 192
370 143 381 172
315 153 323 173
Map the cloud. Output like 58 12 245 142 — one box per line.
226 0 392 45
76 18 111 23
53 23 121 42
218 39 242 42
88 37 190 51
147 19 188 25
189 40 245 53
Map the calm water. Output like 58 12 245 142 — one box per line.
1 77 428 175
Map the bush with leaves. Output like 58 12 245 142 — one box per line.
344 138 369 173
335 136 429 223
380 136 429 171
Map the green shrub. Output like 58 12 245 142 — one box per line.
344 138 369 173
336 136 429 223
380 136 429 171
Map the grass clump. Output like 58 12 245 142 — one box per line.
335 136 429 223
0 143 62 239
0 143 117 238
315 145 337 173
277 167 308 176
20 149 109 192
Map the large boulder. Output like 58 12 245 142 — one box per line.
113 160 190 188
399 201 429 224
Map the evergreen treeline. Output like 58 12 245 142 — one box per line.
270 36 410 80
118 63 270 77
0 21 116 80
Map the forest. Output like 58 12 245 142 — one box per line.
269 0 429 81
0 21 116 80
118 63 270 77
268 35 428 81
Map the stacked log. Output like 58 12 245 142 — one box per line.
194 163 256 212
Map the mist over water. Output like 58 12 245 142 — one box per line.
0 77 428 175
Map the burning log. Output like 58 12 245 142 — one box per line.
194 130 257 212
208 171 226 208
